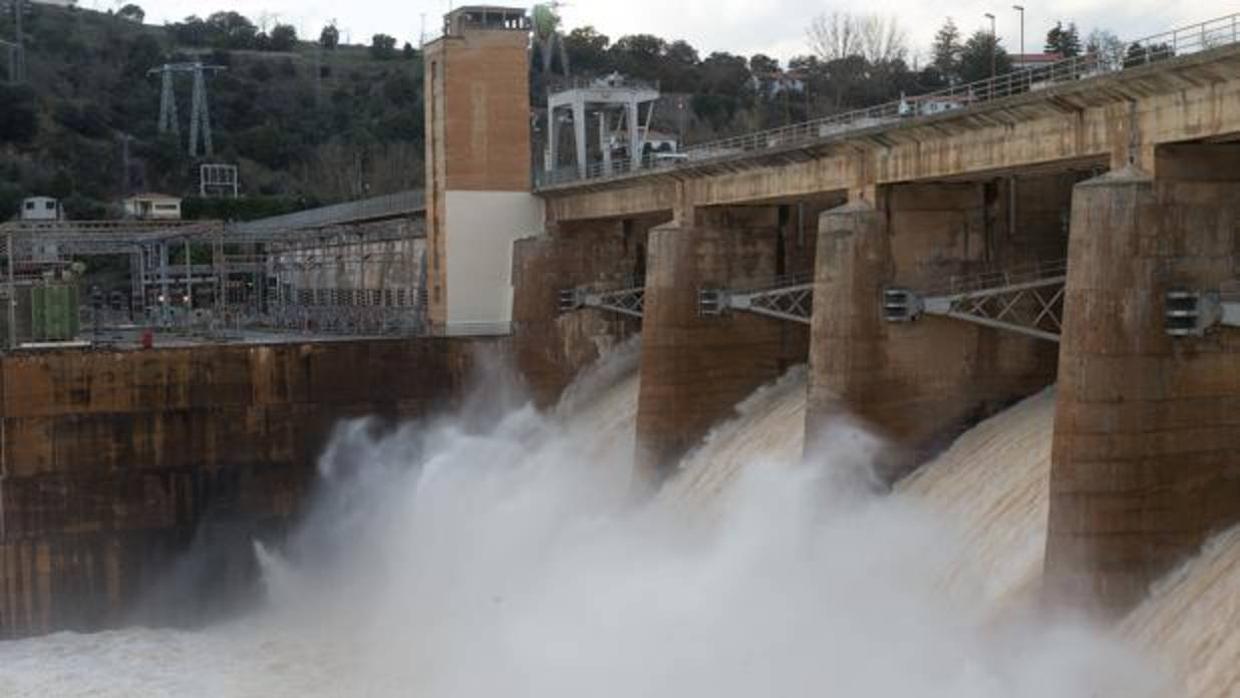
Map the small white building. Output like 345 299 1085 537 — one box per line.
20 196 63 222
123 193 183 220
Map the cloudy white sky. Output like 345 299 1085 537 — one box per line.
84 0 1233 63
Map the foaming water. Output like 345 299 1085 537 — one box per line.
1120 525 1240 697
897 389 1056 610
662 366 807 509
0 352 1167 697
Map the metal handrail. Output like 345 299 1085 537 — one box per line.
929 258 1067 297
729 271 816 294
537 12 1240 189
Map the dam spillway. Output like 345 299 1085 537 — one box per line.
1 351 1234 696
1 5 1239 696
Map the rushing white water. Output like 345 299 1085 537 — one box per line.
898 389 1056 613
0 350 1170 698
1121 525 1240 698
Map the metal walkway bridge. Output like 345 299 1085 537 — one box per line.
883 260 1067 342
561 261 1240 343
559 260 1068 342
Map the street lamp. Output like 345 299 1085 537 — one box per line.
1013 5 1025 66
984 12 997 81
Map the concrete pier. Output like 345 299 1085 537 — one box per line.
634 208 809 483
804 181 1064 479
1045 146 1240 617
511 216 662 406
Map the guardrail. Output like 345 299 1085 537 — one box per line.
537 12 1240 189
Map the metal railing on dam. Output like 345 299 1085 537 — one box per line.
536 12 1240 189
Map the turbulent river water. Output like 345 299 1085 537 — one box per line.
0 342 1232 696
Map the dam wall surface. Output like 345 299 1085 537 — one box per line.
0 338 494 639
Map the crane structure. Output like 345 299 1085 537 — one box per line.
148 61 226 158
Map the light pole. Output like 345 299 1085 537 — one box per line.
1013 5 1025 66
984 12 997 81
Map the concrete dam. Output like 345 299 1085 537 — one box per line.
2 5 1240 696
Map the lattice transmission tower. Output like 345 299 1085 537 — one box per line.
2 0 28 83
148 62 226 158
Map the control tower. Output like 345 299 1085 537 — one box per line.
423 6 543 336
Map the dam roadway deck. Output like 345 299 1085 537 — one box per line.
537 40 1240 222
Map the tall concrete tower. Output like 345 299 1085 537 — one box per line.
423 6 543 336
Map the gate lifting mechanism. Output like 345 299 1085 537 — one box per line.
698 274 814 325
882 259 1067 343
558 285 645 318
1165 289 1240 337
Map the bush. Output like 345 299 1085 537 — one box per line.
370 34 398 60
0 85 39 145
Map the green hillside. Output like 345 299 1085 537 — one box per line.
0 4 424 221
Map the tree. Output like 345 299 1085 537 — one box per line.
320 23 340 50
370 34 397 60
1125 41 1174 67
532 3 570 76
808 12 907 64
402 42 417 60
1086 29 1124 71
117 4 145 23
1045 21 1082 57
123 34 164 78
609 34 666 81
808 11 861 61
171 16 212 46
698 51 750 100
749 53 780 97
661 40 700 92
269 24 297 52
931 18 963 83
564 26 610 75
0 84 38 145
959 30 1013 84
202 11 259 50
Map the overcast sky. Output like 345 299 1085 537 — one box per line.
87 0 1232 63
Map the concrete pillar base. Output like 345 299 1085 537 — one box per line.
805 184 1060 484
511 220 650 407
1045 149 1240 617
635 215 807 485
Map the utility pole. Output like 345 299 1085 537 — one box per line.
1013 5 1025 66
984 12 997 81
119 133 133 197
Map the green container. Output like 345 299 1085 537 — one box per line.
30 284 80 342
